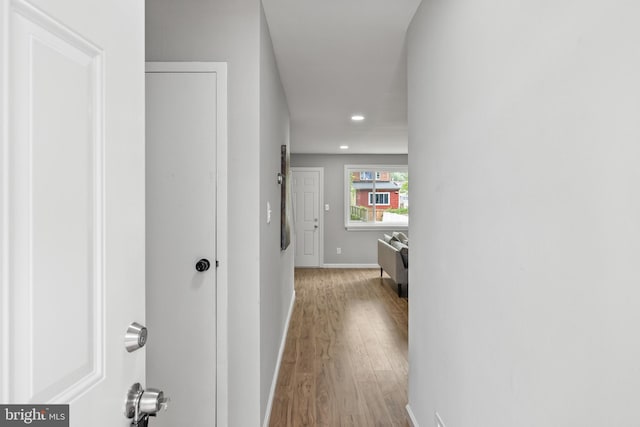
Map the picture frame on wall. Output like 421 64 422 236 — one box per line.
281 144 292 250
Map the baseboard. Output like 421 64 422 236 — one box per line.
262 290 296 427
406 404 419 427
322 263 379 269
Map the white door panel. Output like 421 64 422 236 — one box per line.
1 0 144 425
292 169 323 267
10 6 103 404
146 68 218 426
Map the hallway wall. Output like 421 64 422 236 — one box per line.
259 3 295 422
407 1 640 425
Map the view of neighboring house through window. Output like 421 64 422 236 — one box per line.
345 165 408 229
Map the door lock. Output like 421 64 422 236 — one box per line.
125 383 169 426
124 322 148 352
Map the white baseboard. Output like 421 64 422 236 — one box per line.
322 263 379 269
262 290 296 427
406 404 419 427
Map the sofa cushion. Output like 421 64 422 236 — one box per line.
383 234 393 243
389 240 409 268
391 231 409 245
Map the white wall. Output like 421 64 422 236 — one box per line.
407 1 640 426
147 1 294 425
291 154 408 265
259 3 295 422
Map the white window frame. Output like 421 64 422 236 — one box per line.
344 164 408 231
368 192 390 206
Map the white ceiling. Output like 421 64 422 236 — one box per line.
262 0 422 154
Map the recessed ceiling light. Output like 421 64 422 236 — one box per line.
351 114 365 122
339 145 349 150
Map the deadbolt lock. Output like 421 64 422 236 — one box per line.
124 322 148 352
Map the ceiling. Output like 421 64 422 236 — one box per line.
262 0 422 154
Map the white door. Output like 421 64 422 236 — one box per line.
1 0 145 426
145 64 220 426
292 168 323 267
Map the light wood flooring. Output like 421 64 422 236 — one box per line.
269 268 409 427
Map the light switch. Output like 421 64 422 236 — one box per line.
267 201 272 224
325 204 330 211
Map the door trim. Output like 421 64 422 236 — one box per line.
145 61 228 427
1 0 10 402
291 167 324 267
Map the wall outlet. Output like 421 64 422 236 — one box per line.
336 247 341 254
435 412 446 427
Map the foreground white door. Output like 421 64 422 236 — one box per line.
146 63 224 426
292 168 323 267
0 0 145 426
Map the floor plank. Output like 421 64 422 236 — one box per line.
292 373 316 426
269 268 409 427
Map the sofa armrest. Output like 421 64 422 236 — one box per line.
378 240 408 285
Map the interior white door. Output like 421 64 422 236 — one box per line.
0 0 145 426
292 169 322 267
146 67 217 426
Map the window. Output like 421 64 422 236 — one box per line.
368 192 390 206
359 171 382 181
360 171 373 180
345 165 408 230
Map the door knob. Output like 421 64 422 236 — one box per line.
195 258 210 272
314 225 318 229
125 383 169 426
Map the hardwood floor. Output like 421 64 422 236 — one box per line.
269 268 409 427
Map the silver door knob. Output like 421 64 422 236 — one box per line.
125 383 169 426
139 388 167 414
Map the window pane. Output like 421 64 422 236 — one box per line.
378 170 407 225
347 167 408 227
371 170 399 224
350 170 374 222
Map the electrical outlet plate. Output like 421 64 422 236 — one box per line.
435 412 445 427
336 247 341 254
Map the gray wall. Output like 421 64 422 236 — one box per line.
408 1 640 426
291 154 408 265
147 1 294 425
259 3 295 422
